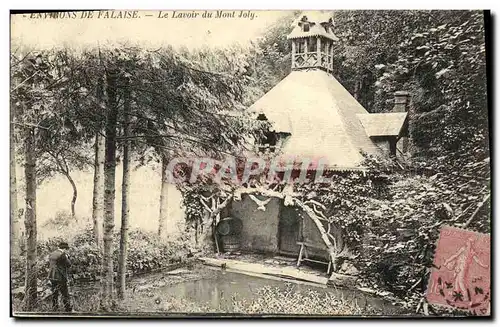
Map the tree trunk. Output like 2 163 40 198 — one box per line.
158 153 168 238
92 77 105 247
101 69 118 309
63 172 78 221
23 127 37 310
295 200 338 273
117 79 131 299
92 130 105 247
10 129 20 257
51 153 79 221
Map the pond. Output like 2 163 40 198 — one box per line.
143 266 404 315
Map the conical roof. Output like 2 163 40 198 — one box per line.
250 69 383 168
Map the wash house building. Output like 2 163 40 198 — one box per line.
225 12 409 259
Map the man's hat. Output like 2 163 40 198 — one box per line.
58 241 69 249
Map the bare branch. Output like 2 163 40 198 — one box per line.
11 121 50 130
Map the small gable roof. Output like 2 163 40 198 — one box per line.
287 11 339 42
291 11 333 26
357 112 408 137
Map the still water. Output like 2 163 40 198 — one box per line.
157 267 402 314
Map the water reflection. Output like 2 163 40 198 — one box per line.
159 268 398 314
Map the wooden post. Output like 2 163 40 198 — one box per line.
330 40 334 71
389 137 397 157
291 39 296 69
324 40 328 71
317 37 321 67
304 38 308 67
326 41 331 72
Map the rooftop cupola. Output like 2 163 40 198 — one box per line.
287 11 339 73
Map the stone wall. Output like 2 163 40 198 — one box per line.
229 194 281 253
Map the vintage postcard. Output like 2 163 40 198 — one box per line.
10 9 491 318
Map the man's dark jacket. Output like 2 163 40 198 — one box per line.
47 249 71 281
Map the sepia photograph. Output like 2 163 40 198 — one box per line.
9 8 491 318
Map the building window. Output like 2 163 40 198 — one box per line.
321 39 327 53
303 24 310 32
308 39 317 53
263 131 278 150
297 40 305 53
257 114 276 153
255 114 291 154
256 130 278 154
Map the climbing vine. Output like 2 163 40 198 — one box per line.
175 151 489 314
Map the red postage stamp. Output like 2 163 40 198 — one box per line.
426 226 490 315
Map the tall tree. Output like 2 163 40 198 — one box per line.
10 115 20 257
33 49 95 220
101 66 119 308
117 76 131 299
11 50 57 310
158 152 169 238
23 126 37 310
92 76 106 247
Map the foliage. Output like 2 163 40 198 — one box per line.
353 161 489 309
292 155 489 309
230 283 381 315
376 11 488 164
118 44 265 166
242 12 298 104
295 169 389 249
11 41 265 188
12 226 193 290
182 190 207 228
11 48 95 183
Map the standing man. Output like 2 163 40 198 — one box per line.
48 241 72 312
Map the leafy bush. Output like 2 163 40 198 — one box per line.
12 226 193 289
42 210 72 227
356 160 489 308
39 210 94 242
120 229 191 276
231 284 380 315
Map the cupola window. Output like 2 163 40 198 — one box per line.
287 12 338 73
